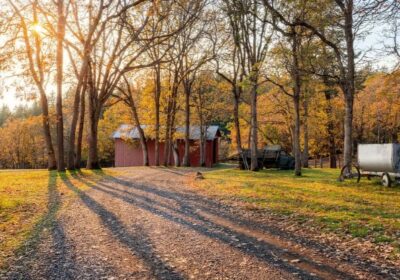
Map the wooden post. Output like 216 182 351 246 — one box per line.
320 156 323 168
314 157 317 168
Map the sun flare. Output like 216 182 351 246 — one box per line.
30 23 46 35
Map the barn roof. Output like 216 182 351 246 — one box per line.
112 124 221 140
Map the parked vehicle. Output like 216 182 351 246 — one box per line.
233 145 295 170
339 143 400 186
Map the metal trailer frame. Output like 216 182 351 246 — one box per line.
360 171 400 187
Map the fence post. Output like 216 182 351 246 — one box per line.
314 157 317 168
320 156 323 168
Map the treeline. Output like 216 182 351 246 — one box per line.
0 0 399 175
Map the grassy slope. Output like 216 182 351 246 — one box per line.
0 169 108 268
196 167 400 250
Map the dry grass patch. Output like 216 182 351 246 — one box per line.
195 167 400 256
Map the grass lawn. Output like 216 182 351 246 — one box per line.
196 167 400 253
0 169 108 268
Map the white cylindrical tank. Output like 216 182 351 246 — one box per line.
358 144 400 173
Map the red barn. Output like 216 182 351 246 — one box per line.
112 125 221 167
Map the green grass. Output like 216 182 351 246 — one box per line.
0 170 51 266
0 169 109 268
196 167 400 254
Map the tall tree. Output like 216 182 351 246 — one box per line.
214 13 247 155
55 0 66 171
291 0 382 172
262 0 312 176
223 0 271 171
8 0 57 170
161 0 206 166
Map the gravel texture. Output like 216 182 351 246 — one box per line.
2 167 399 280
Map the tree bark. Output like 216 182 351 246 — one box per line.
293 96 302 175
233 87 242 154
342 3 355 170
75 84 86 169
129 99 149 166
292 30 302 176
182 85 190 167
199 126 207 167
56 0 65 172
343 93 354 170
302 94 309 168
170 98 179 166
135 125 149 166
38 88 57 170
154 65 161 166
67 61 89 170
86 88 100 169
324 90 337 168
250 75 259 171
163 97 172 166
172 140 180 167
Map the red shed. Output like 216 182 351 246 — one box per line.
112 125 221 167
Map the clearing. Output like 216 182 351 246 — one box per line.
0 167 399 279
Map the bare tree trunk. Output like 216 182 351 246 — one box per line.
154 65 161 166
233 87 242 154
136 124 149 166
324 90 337 168
163 131 171 166
170 100 178 166
250 76 258 171
163 97 172 166
343 93 354 169
56 0 65 172
86 91 100 169
67 62 88 170
182 87 190 167
293 96 302 175
67 86 81 169
75 84 86 169
302 94 309 168
199 138 205 167
292 30 302 176
343 2 355 171
199 126 207 167
172 140 180 167
130 104 149 166
39 89 57 170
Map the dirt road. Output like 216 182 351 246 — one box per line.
2 167 398 279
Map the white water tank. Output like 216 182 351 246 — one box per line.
358 144 400 173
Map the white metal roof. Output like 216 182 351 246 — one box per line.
112 124 220 140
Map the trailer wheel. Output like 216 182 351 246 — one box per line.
339 164 361 183
381 173 392 187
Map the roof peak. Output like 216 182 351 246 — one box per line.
113 124 220 140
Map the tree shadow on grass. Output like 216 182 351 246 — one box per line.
106 173 399 273
59 172 185 280
1 171 76 279
72 174 362 280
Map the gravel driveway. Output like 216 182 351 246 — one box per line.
2 167 398 280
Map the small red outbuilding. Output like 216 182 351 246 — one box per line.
112 125 221 167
